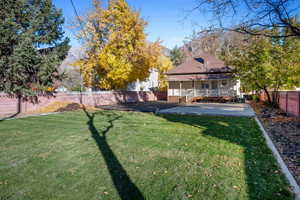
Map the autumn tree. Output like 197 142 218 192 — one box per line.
157 55 173 91
0 0 69 113
75 0 161 90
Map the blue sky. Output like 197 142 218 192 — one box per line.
53 0 205 49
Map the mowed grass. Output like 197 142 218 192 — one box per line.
0 110 293 200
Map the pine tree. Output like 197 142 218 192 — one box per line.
0 0 70 111
170 46 185 66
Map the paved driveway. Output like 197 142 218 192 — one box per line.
158 103 255 117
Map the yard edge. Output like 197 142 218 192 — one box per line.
0 111 64 121
255 117 300 200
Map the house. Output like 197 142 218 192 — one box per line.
166 53 241 103
127 46 170 92
127 68 159 91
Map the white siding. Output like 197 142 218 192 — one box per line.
168 79 240 97
127 69 159 91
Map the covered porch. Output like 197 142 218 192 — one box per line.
168 79 239 103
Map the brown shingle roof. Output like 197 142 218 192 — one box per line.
167 53 233 75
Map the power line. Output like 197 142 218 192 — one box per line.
69 0 88 39
69 0 88 99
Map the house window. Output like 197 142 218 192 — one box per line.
201 82 209 89
212 80 218 89
221 80 227 86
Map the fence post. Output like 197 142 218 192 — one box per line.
286 92 288 112
298 92 300 117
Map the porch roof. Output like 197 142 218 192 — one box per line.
167 74 233 81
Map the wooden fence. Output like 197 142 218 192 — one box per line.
0 91 167 116
260 91 300 117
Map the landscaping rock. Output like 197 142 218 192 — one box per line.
251 101 300 185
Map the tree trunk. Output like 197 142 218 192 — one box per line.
16 94 22 114
272 90 279 108
263 88 272 105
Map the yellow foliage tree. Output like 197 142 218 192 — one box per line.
157 55 173 91
75 0 161 90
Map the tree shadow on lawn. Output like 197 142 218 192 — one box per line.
82 107 145 200
0 112 20 122
158 114 294 200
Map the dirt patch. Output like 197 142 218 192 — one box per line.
97 101 179 113
29 101 97 114
0 102 98 120
251 101 300 185
55 103 82 112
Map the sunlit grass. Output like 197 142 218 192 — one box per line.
0 111 293 200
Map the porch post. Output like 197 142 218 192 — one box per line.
179 81 182 97
193 80 196 97
208 80 211 97
167 81 170 101
218 80 221 97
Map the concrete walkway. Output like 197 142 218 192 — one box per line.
158 103 255 117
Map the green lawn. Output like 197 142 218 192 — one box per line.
0 110 293 200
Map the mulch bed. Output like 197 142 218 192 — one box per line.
251 101 300 185
55 103 82 112
97 101 179 113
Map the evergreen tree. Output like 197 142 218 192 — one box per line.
170 46 185 66
0 0 70 106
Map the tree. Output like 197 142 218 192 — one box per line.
229 31 300 105
170 46 185 66
157 55 173 91
0 0 70 112
75 0 161 90
192 0 300 38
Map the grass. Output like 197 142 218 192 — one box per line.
0 110 293 200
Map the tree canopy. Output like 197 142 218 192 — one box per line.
228 24 300 104
0 0 70 97
157 55 173 91
75 0 162 90
170 46 185 66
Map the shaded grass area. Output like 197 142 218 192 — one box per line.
0 110 293 200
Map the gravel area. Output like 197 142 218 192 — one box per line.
251 102 300 185
97 101 179 113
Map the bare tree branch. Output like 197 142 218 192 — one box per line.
192 0 300 38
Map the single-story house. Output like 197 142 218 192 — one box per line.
166 53 241 103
